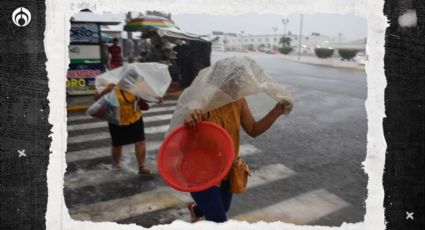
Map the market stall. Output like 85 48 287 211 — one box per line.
124 16 212 89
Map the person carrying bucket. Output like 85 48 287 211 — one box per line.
184 99 288 222
160 56 294 223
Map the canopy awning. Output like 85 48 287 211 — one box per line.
71 12 122 25
124 16 177 31
155 27 211 43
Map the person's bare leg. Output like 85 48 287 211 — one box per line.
111 146 122 169
135 140 152 175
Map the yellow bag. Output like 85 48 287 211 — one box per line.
229 157 251 193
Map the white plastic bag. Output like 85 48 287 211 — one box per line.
86 91 120 125
167 56 294 136
95 63 172 103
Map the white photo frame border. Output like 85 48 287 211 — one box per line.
45 0 387 229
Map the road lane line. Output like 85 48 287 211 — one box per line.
232 189 350 224
68 187 192 222
66 141 163 163
67 162 297 222
246 164 295 189
239 144 262 157
66 142 260 164
67 125 169 144
67 105 176 122
67 114 173 131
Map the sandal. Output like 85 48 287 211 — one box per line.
138 166 153 176
187 202 202 223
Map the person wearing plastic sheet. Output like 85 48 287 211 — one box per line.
94 83 162 175
184 99 288 223
108 38 123 69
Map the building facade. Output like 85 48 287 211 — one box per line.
210 31 366 54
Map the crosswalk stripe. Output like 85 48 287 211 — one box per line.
65 145 264 189
67 105 176 122
67 114 173 131
232 189 349 224
239 144 261 157
69 187 192 222
67 163 297 222
67 125 170 144
246 164 295 189
66 143 261 164
66 141 163 163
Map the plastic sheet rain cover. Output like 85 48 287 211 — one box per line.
95 63 172 103
167 56 294 135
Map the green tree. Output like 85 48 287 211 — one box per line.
278 36 293 54
146 10 172 20
279 36 291 47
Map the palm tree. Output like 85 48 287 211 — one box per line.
279 36 291 47
278 36 293 55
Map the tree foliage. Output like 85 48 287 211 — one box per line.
146 10 172 20
314 48 335 58
338 49 359 60
279 36 291 47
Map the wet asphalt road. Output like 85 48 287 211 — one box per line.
65 52 368 227
213 52 368 225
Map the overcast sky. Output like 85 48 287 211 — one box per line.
172 13 367 41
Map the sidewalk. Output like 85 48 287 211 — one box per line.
279 54 365 71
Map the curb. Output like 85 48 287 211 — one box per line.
67 103 93 113
66 91 183 113
279 56 365 71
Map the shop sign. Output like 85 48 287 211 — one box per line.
70 23 100 44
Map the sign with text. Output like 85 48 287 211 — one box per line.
66 63 105 95
69 45 101 64
70 23 100 44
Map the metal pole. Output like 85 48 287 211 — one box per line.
126 12 134 63
297 14 303 61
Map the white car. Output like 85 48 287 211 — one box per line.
354 52 367 65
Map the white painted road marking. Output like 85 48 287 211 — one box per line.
66 141 163 163
69 187 192 222
247 164 296 189
239 144 261 157
232 189 350 224
68 114 173 131
67 125 169 144
67 162 297 222
67 105 176 122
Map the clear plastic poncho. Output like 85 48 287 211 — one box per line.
166 56 294 136
95 63 172 102
87 63 172 125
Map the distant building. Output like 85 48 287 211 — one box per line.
209 31 366 53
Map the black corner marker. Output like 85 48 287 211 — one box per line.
0 1 51 230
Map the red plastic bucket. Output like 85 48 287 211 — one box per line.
158 121 235 192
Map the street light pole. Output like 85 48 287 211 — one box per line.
272 27 277 50
297 14 303 61
282 18 289 36
126 12 134 63
338 33 343 49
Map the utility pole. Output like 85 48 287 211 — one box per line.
272 27 277 50
338 33 343 49
297 14 303 61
